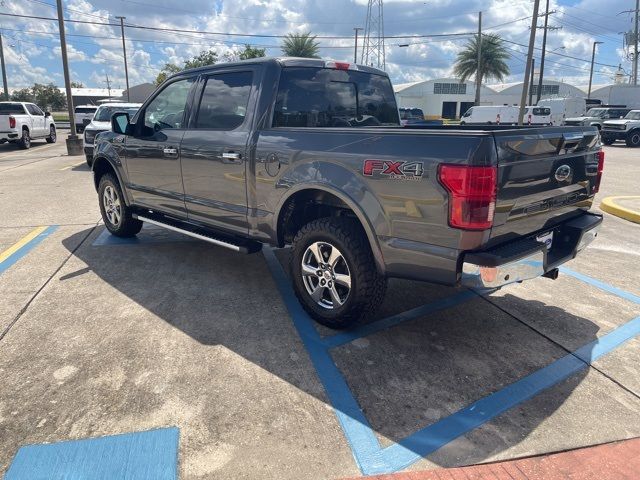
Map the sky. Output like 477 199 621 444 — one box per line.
0 0 637 91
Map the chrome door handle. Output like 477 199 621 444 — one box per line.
163 147 178 156
221 152 241 160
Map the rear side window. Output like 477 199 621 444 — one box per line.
272 67 400 128
0 103 26 114
195 71 253 130
532 107 550 116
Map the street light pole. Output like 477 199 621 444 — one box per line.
0 32 9 100
588 41 604 98
353 28 363 64
56 0 83 155
116 16 130 101
519 0 541 125
475 11 482 106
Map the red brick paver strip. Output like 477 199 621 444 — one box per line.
343 437 640 480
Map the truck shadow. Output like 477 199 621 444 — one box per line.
62 228 598 468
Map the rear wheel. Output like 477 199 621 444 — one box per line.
98 173 143 237
290 217 386 329
625 131 640 147
18 129 30 149
46 125 56 143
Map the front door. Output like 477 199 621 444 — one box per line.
180 70 256 234
124 76 196 216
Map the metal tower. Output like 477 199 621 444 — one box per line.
361 0 385 70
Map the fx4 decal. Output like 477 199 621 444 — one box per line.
363 160 425 180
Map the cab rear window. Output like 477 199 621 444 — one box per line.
273 67 400 128
0 103 26 114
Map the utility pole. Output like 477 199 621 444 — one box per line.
0 32 8 100
635 0 639 85
353 28 363 64
519 0 541 125
529 58 535 106
115 16 130 101
588 41 603 98
475 11 482 106
104 73 112 99
56 0 82 154
536 0 549 103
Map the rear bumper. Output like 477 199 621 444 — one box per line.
461 212 602 289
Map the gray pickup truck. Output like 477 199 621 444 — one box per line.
92 57 603 328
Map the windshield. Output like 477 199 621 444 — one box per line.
585 109 607 118
94 106 139 122
624 111 640 120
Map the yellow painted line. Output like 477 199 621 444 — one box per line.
0 226 48 264
601 196 640 224
59 161 86 171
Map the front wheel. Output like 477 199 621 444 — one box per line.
625 131 640 147
86 154 93 167
98 173 143 237
46 126 56 143
290 217 386 329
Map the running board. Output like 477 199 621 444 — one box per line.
134 214 259 254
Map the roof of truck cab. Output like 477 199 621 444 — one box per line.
169 57 388 80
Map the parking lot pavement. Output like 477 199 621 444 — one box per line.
0 142 639 479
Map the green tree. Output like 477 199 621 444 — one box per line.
453 33 510 105
70 81 84 88
10 88 33 102
155 49 219 85
238 44 266 60
281 32 320 58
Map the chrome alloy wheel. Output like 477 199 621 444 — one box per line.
301 241 351 309
103 185 122 226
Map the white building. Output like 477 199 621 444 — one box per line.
394 78 640 119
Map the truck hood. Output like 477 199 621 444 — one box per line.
603 119 631 126
566 116 596 122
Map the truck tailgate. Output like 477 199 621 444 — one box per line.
489 127 601 245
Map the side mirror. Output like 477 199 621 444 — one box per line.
111 112 131 135
45 111 51 117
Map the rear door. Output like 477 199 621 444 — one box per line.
124 76 196 216
180 68 257 234
26 104 45 136
489 127 600 244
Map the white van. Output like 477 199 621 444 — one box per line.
537 97 586 126
460 105 551 125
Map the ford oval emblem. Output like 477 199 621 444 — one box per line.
554 164 572 182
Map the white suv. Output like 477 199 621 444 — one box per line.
601 110 640 147
74 105 98 133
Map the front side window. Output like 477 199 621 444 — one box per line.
463 108 473 117
26 104 43 115
625 111 640 120
273 67 400 128
144 78 195 132
195 72 253 129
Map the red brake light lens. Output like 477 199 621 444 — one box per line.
593 150 605 194
438 164 497 230
9 116 15 129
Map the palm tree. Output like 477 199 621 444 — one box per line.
453 33 510 105
281 33 320 58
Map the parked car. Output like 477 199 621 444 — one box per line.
601 110 640 147
0 101 56 149
565 107 631 130
83 103 141 166
537 97 586 126
91 57 603 328
74 105 98 133
460 105 551 125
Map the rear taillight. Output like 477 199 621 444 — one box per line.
9 116 15 129
593 150 605 194
438 164 497 231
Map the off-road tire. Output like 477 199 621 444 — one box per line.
46 125 56 143
18 128 30 149
625 131 640 148
98 173 143 237
290 217 386 329
86 154 93 167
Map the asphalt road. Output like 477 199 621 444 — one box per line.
0 137 638 479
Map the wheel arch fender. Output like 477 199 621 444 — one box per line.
274 161 389 274
92 154 132 206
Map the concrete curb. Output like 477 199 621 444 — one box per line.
600 196 640 224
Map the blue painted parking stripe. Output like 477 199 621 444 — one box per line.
322 289 478 349
263 245 640 476
560 266 640 305
0 225 58 275
5 427 179 480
